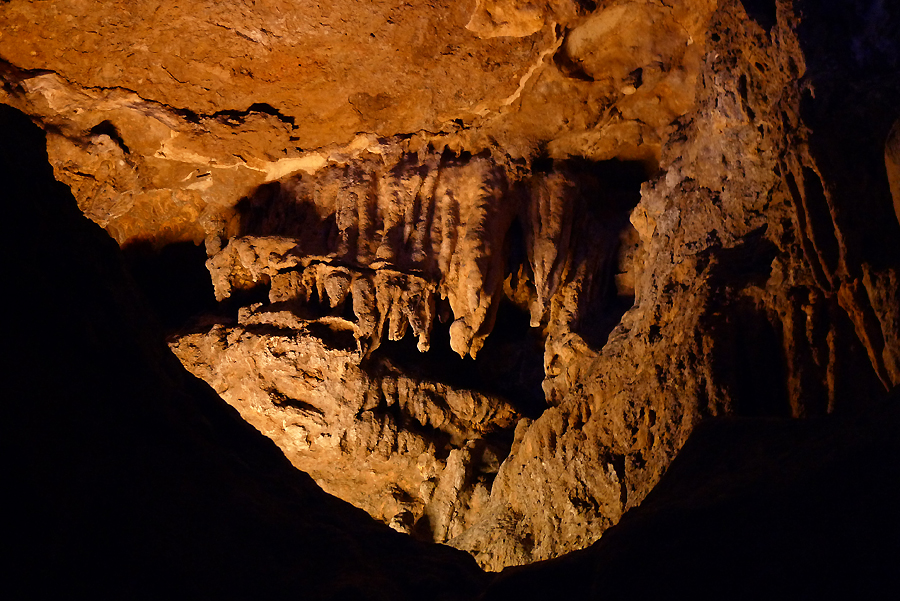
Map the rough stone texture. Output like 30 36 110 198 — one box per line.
166 150 636 540
171 318 521 536
0 0 713 249
481 393 900 600
0 0 551 145
4 104 486 600
3 0 899 577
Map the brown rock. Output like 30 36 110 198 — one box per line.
4 0 899 581
5 104 487 600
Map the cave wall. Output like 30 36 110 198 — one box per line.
2 0 898 575
2 103 486 600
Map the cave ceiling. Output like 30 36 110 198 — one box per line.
2 0 898 572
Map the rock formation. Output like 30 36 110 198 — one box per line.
3 104 486 600
481 392 900 600
166 150 639 538
3 0 898 586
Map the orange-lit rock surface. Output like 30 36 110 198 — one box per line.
4 104 488 600
0 0 715 249
3 0 899 577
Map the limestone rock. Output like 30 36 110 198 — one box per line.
0 0 711 249
5 104 487 600
170 316 520 541
0 0 550 147
481 396 900 600
3 0 899 579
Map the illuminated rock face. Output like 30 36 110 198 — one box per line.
3 104 490 601
197 152 635 358
169 150 640 547
3 0 899 573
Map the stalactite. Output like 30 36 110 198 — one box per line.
210 151 627 360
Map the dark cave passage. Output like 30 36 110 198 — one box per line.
559 159 650 350
5 0 900 592
122 240 218 332
729 300 792 417
372 298 547 419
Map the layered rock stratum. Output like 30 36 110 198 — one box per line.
4 0 899 586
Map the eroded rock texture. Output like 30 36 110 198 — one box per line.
168 150 639 540
3 0 899 575
481 394 900 600
4 104 486 601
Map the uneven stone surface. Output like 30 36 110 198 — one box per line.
165 148 639 540
4 105 486 600
0 0 714 249
171 318 521 536
0 0 550 145
481 393 900 600
3 0 899 580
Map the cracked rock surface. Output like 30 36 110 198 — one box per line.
3 0 899 576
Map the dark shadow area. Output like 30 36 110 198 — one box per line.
244 102 297 126
122 240 218 332
483 390 900 601
237 179 335 241
801 166 841 276
741 0 777 31
703 231 792 417
794 0 900 271
829 297 889 414
553 49 595 82
784 169 833 287
559 159 649 349
715 297 792 417
2 104 487 601
707 226 780 289
373 298 547 419
572 0 597 13
89 119 130 154
577 290 636 351
305 319 359 353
